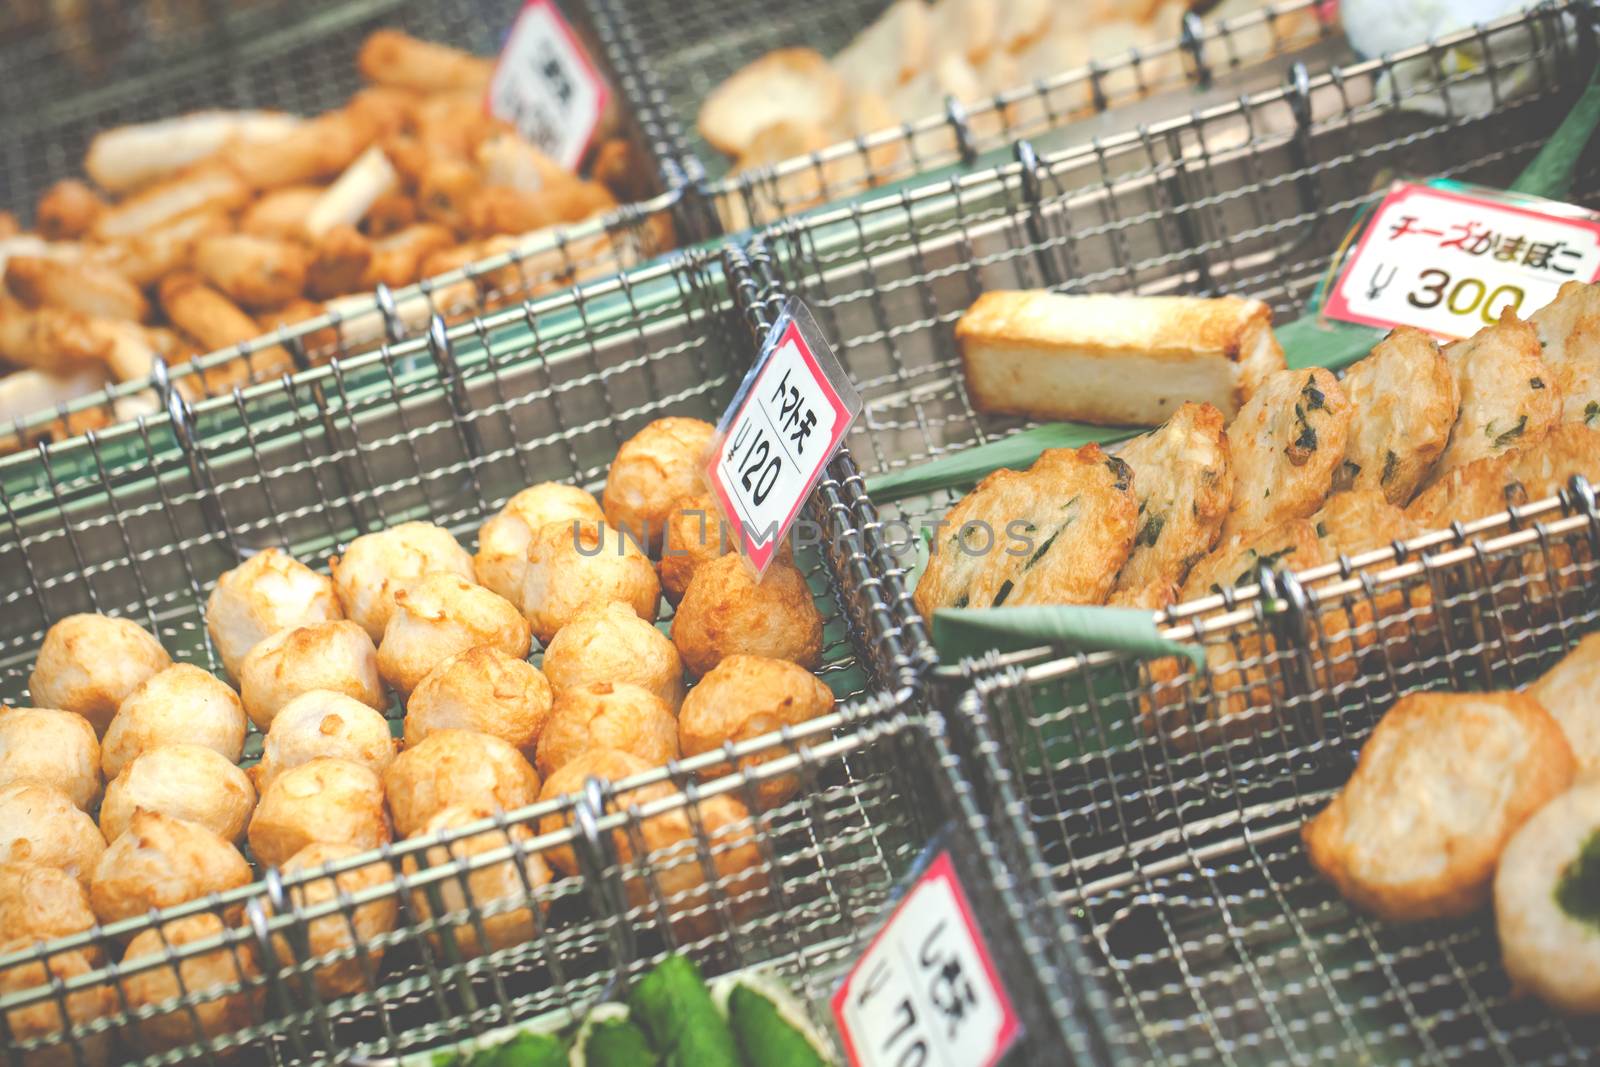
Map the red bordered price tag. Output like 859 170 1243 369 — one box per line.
1324 180 1600 340
832 852 1022 1067
487 0 609 171
705 299 860 576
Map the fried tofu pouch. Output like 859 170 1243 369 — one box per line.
913 443 1138 619
1528 631 1600 776
1303 690 1575 922
1430 312 1561 484
1221 368 1353 539
1333 326 1459 505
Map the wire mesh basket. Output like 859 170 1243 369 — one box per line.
590 0 1337 232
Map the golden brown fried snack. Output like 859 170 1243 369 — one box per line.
474 483 606 603
364 222 455 289
0 708 102 812
28 613 170 738
274 842 398 999
252 690 396 792
1181 518 1327 602
1407 424 1600 529
1432 312 1560 483
603 417 717 552
91 164 251 240
382 729 541 838
358 29 495 94
0 942 115 1067
157 272 295 386
100 744 254 845
204 546 342 680
239 185 323 239
673 554 823 677
237 620 383 731
539 600 685 712
5 255 149 322
119 914 259 1055
365 191 418 237
376 573 530 696
248 757 390 868
328 520 475 641
94 209 229 288
1334 327 1460 505
661 492 735 604
89 810 251 928
537 681 679 779
193 234 310 311
0 302 113 371
1528 631 1600 776
1303 690 1574 921
414 91 507 161
223 107 379 190
306 224 374 300
520 520 661 645
403 806 551 960
101 663 247 779
0 861 97 946
1221 367 1352 539
405 646 552 759
0 783 105 884
34 179 106 240
1530 279 1600 428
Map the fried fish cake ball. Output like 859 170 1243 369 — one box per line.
1303 691 1575 921
1529 631 1600 776
120 914 260 1056
101 664 246 780
0 863 97 945
205 548 342 679
678 655 835 809
521 520 661 645
0 941 115 1067
1108 402 1233 601
0 784 104 883
377 573 531 696
405 647 551 759
602 417 717 552
1431 313 1561 484
403 805 552 960
89 810 251 929
382 729 540 838
674 554 824 678
0 708 101 811
536 683 679 779
536 749 668 876
329 521 475 641
1221 368 1352 539
254 690 397 792
28 614 171 736
914 445 1138 619
1530 279 1600 426
473 483 605 603
274 842 398 999
100 745 254 845
238 620 383 731
248 758 390 869
539 601 685 712
1332 327 1460 506
661 492 734 603
1494 778 1600 1015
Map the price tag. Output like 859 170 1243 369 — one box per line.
832 851 1022 1067
705 298 860 575
1323 180 1600 340
487 0 609 171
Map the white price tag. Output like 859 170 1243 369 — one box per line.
832 852 1022 1067
706 300 860 575
1324 180 1600 340
487 0 608 171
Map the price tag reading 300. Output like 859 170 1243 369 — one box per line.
1324 181 1600 340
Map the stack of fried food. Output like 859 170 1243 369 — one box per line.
0 29 650 449
0 416 837 1063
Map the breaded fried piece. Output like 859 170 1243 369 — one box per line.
1309 490 1416 559
1222 368 1352 539
1432 313 1560 483
1494 779 1600 1015
1110 402 1233 599
1334 327 1459 505
1407 424 1600 529
1530 279 1600 428
1303 691 1575 921
913 444 1138 618
1529 631 1600 776
1180 518 1327 602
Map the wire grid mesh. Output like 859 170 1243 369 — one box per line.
944 484 1600 1066
589 0 1337 232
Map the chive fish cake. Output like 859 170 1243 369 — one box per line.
1221 368 1352 539
1430 312 1560 484
1333 327 1459 505
1531 279 1600 428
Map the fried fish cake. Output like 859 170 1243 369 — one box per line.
1408 423 1600 529
1109 402 1233 600
1529 631 1600 776
1303 690 1575 921
1333 327 1459 505
1221 368 1352 539
1180 518 1327 602
1530 279 1600 428
913 444 1137 619
1309 490 1417 558
1493 778 1600 1016
1431 313 1560 484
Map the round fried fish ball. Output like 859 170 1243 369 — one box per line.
0 863 97 946
248 758 390 869
536 683 679 779
89 811 251 929
238 620 383 731
274 842 398 999
0 708 101 811
474 483 605 604
660 492 733 604
521 521 660 645
329 521 475 641
404 647 551 759
672 554 823 677
1494 778 1600 1015
28 614 171 737
603 417 716 552
377 573 531 696
382 729 540 838
253 690 397 792
120 914 260 1056
540 600 685 712
205 548 342 679
678 655 835 808
404 805 552 960
536 749 670 876
1 943 115 1067
100 745 255 845
101 664 246 780
0 784 105 883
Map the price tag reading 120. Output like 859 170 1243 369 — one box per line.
487 0 608 171
1324 180 1600 340
706 300 860 576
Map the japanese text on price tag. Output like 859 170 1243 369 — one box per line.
1324 180 1600 340
706 299 860 575
487 0 608 171
832 852 1021 1067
